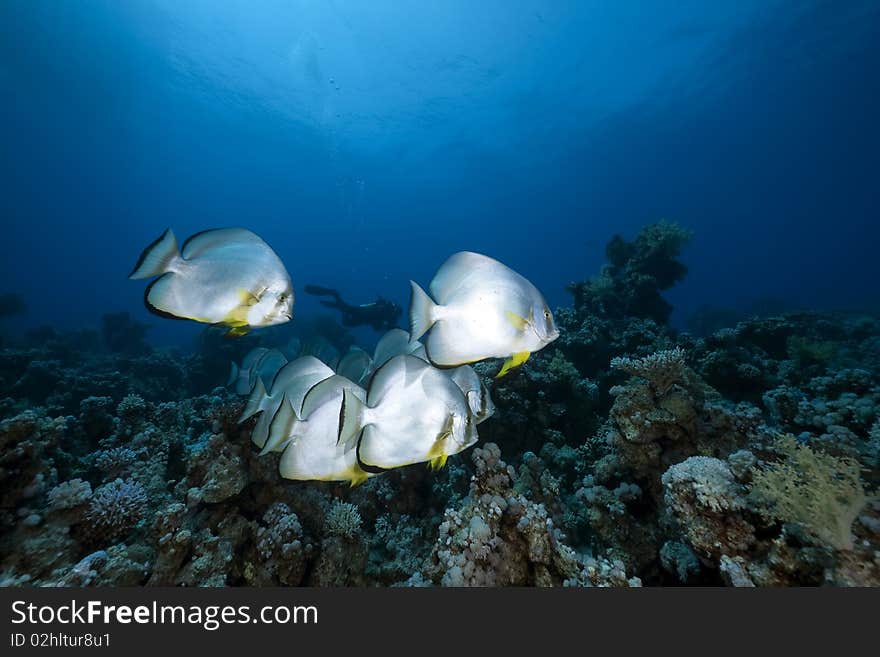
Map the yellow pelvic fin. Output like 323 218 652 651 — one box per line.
496 351 531 378
428 454 448 471
226 325 250 338
347 466 370 487
222 288 261 333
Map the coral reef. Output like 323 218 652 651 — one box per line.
0 223 877 588
750 435 866 551
85 479 149 544
567 221 691 324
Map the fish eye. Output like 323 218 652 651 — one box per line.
543 309 551 319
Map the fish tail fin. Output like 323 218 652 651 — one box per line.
227 361 239 388
261 395 301 455
496 351 531 378
239 377 267 424
251 410 274 452
409 280 437 341
338 388 366 447
129 228 180 279
258 417 297 456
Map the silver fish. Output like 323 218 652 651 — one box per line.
277 376 372 485
251 356 335 453
336 347 373 385
129 228 293 336
228 347 269 395
228 347 287 396
409 251 558 376
446 365 495 424
239 355 333 451
339 355 478 471
278 398 372 485
300 335 340 369
371 328 428 370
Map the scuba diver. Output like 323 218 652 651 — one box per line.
304 285 402 331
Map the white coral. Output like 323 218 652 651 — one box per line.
325 501 362 539
611 347 687 395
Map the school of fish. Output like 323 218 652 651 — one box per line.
130 228 558 483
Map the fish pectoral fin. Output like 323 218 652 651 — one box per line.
426 417 454 471
221 287 263 331
496 351 531 378
237 288 261 306
226 325 250 338
505 310 529 331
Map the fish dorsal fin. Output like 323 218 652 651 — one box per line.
336 347 373 384
180 228 266 259
252 351 288 395
429 251 499 304
270 356 334 393
372 329 412 367
300 374 351 419
402 354 431 388
366 354 428 405
242 347 270 371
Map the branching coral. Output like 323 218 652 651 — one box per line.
85 479 148 543
117 394 148 428
324 501 362 539
47 479 92 512
611 347 687 396
249 502 310 586
750 435 868 551
92 447 146 479
2 236 879 589
662 456 755 559
427 443 639 586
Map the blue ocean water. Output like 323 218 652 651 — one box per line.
1 0 878 348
